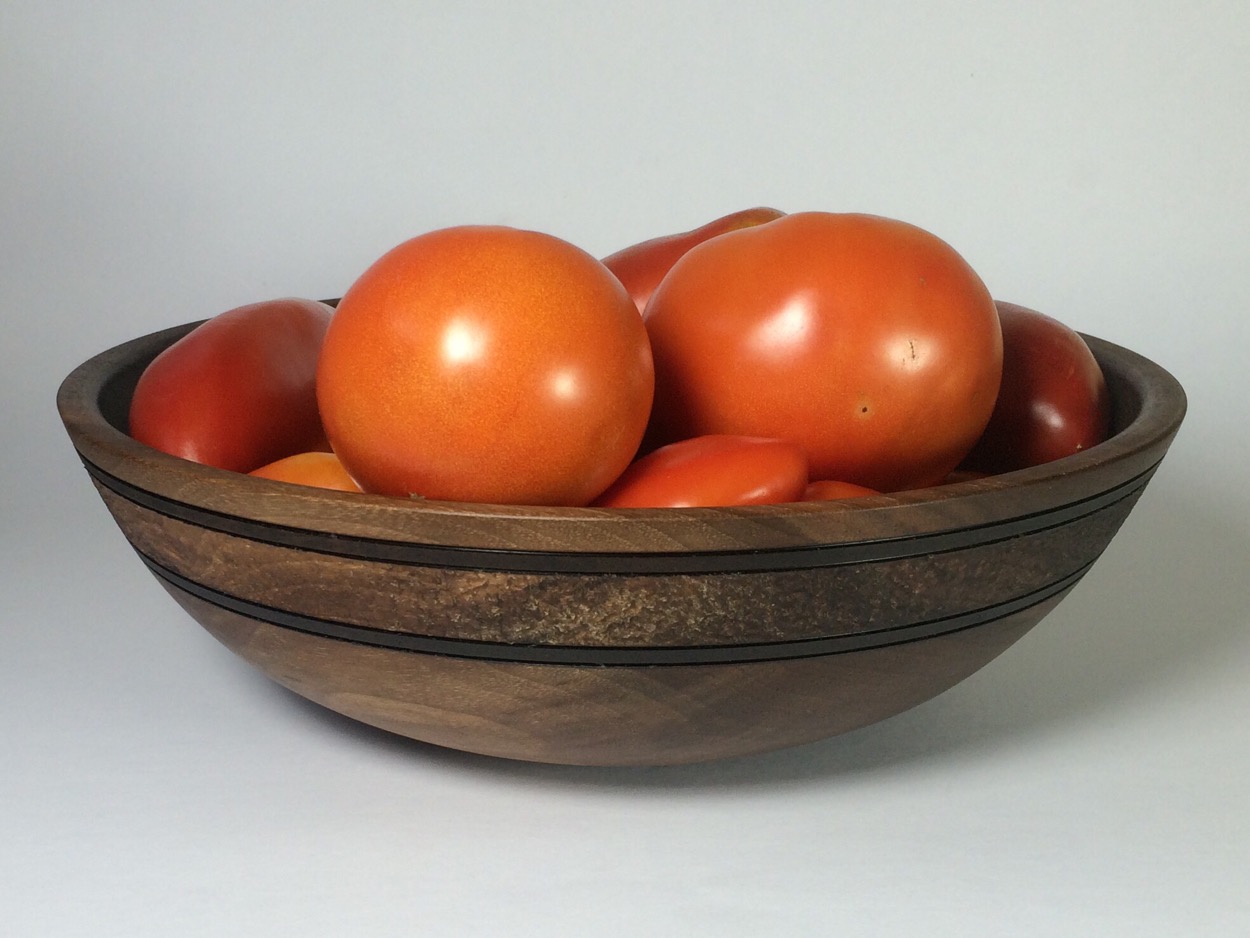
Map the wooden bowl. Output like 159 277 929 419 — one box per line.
57 312 1186 765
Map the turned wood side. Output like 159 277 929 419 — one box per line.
166 582 1064 766
100 480 1139 649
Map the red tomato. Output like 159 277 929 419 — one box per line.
961 302 1110 473
801 479 880 501
128 297 333 472
643 212 1002 492
602 207 785 313
249 451 363 493
316 226 654 505
593 435 808 508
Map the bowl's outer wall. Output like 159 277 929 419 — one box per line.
100 479 1137 657
165 579 1071 765
57 320 1186 764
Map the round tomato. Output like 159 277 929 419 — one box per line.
801 479 880 501
593 435 808 508
316 226 654 505
642 212 1002 492
960 302 1110 473
249 451 363 493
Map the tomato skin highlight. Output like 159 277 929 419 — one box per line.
642 212 1003 492
593 435 808 508
602 207 785 314
961 302 1111 473
128 297 333 473
801 479 880 501
249 451 363 492
316 226 654 506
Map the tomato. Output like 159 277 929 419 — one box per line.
960 302 1110 473
128 297 333 472
249 451 363 492
602 207 784 313
316 226 654 505
642 212 1002 492
593 435 807 508
801 479 880 501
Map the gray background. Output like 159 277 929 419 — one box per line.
4 2 1248 934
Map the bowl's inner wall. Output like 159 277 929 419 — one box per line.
1103 355 1143 445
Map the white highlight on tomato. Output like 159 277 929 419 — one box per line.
750 294 815 354
441 319 487 365
548 367 582 402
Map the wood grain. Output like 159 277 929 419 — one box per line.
56 306 1187 764
98 480 1139 650
167 580 1065 766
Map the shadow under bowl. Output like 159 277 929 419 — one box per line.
57 320 1185 765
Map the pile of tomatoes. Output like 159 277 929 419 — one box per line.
128 209 1111 508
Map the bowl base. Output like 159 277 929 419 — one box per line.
161 580 1067 766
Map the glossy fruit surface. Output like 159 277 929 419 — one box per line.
593 435 807 508
316 226 654 505
602 207 784 313
643 212 1002 492
128 297 333 472
249 451 362 492
961 302 1110 473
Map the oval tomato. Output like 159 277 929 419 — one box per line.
128 297 333 472
602 207 784 313
593 435 808 508
960 302 1110 473
316 226 654 505
249 451 363 493
642 212 1002 492
801 479 880 501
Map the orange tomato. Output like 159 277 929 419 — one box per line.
316 226 654 505
249 451 363 492
643 212 1002 492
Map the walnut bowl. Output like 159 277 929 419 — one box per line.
57 313 1185 765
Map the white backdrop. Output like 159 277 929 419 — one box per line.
4 3 1248 935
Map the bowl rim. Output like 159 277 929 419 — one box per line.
58 309 1187 560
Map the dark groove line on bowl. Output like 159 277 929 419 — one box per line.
139 549 1093 665
82 455 1156 575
